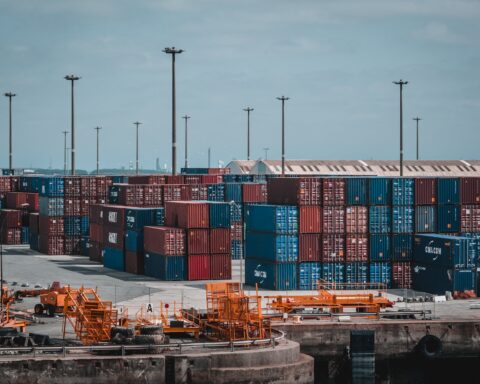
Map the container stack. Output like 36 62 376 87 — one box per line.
0 209 22 244
102 205 127 271
4 191 38 245
38 176 65 254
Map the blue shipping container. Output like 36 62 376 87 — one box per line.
345 263 368 286
245 258 297 290
346 178 368 205
368 178 391 205
412 263 475 294
392 178 414 205
21 226 29 245
209 202 231 228
322 263 345 284
369 206 392 233
245 205 298 234
103 247 125 271
230 203 243 222
108 185 120 204
153 208 165 226
415 205 437 233
437 205 460 233
39 176 64 197
144 253 186 280
369 234 392 261
246 232 298 262
392 206 414 233
298 262 322 290
437 178 460 205
125 208 158 231
125 231 144 252
392 234 413 261
80 236 89 256
29 232 39 251
231 240 244 260
39 197 64 217
207 184 225 202
369 262 391 288
225 183 243 203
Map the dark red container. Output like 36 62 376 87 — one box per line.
89 204 104 224
64 235 81 255
6 192 27 209
184 176 202 185
165 201 209 229
345 206 368 233
26 193 39 211
89 241 102 262
322 206 345 234
415 178 436 205
1 228 21 244
128 175 166 185
299 206 322 234
230 222 243 241
210 228 230 254
323 178 346 206
80 197 97 216
201 175 222 184
39 216 64 236
210 254 231 280
166 175 185 185
102 205 126 228
90 223 103 243
0 177 13 192
345 234 368 262
392 262 412 289
29 213 39 234
243 183 268 203
103 227 125 250
461 205 480 233
125 251 144 275
208 168 230 175
143 226 186 255
143 185 163 207
461 177 480 204
322 234 345 262
64 197 81 216
80 177 97 197
180 185 193 201
187 254 210 280
118 184 144 206
64 177 81 196
163 185 183 203
267 177 321 205
0 209 22 228
96 176 111 197
190 185 208 201
298 234 321 262
39 235 64 255
187 229 209 254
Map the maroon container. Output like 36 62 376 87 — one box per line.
165 201 209 229
143 185 163 207
96 176 111 198
190 185 208 201
80 197 95 216
461 205 480 233
64 198 81 216
0 176 13 192
29 213 39 234
392 262 412 289
103 227 124 250
1 228 21 244
184 176 202 185
208 168 230 175
39 216 64 236
89 241 102 262
230 222 243 241
89 204 104 224
187 229 209 254
180 185 193 201
415 178 436 205
210 228 230 254
210 254 232 280
64 235 81 255
298 233 321 262
322 206 345 234
187 254 210 280
243 183 268 203
128 175 167 185
0 209 22 228
345 206 368 234
322 234 345 262
201 175 222 184
166 175 185 185
39 235 64 255
299 206 322 234
6 192 28 209
80 177 97 197
345 234 368 262
143 226 186 255
26 193 39 212
125 250 144 275
64 177 81 196
267 177 321 205
118 184 144 206
90 223 103 243
163 185 183 203
461 177 480 204
102 205 126 228
323 178 346 206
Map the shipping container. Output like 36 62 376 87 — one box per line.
187 228 210 254
346 177 368 206
102 205 126 229
144 226 186 255
267 177 321 206
108 185 120 204
103 227 125 250
345 263 368 286
128 175 166 185
201 174 223 184
369 234 392 262
245 205 298 234
39 176 64 197
209 202 231 228
461 205 480 233
26 193 39 212
230 221 243 241
437 178 460 205
346 234 368 262
0 209 21 228
64 197 81 216
437 205 460 233
79 236 89 256
89 241 102 262
392 262 412 289
89 222 103 243
460 177 480 204
322 206 345 234
165 201 209 229
415 205 437 233
245 258 297 290
368 178 391 205
298 262 322 290
39 235 64 255
412 264 475 294
345 206 368 234
64 177 81 196
322 234 345 262
125 207 158 231
322 263 345 285
64 235 81 255
369 262 391 287
230 203 242 222
392 178 414 205
187 254 210 280
246 232 298 262
143 185 163 206
184 175 202 185
225 183 242 203
1 228 21 244
125 231 144 252
39 216 64 236
299 206 322 234
392 206 414 233
125 250 143 275
29 232 39 251
298 234 322 262
210 228 231 254
64 216 89 236
162 184 182 203
29 212 39 234
392 234 413 261
6 192 27 209
39 197 64 217
369 206 392 233
207 184 225 201
231 240 243 260
210 254 232 280
144 253 186 281
103 247 125 271
323 178 346 206
242 183 267 203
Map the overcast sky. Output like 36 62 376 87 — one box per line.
0 0 479 171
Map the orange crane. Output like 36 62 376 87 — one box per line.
14 281 70 316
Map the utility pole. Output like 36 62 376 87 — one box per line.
183 115 190 169
4 92 16 173
163 47 184 176
208 147 211 168
413 117 422 161
133 121 142 175
393 80 408 176
62 131 68 175
243 107 254 160
263 147 270 160
65 75 81 175
276 96 289 176
94 126 102 175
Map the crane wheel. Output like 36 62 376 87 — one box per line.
416 335 443 359
134 335 166 345
110 326 133 339
46 305 56 317
139 325 163 335
34 304 44 315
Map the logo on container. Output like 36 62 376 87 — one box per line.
425 240 441 260
108 211 118 223
254 265 267 283
108 232 118 244
414 265 426 273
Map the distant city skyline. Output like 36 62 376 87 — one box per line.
0 0 479 171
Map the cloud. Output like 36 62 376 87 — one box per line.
412 22 467 44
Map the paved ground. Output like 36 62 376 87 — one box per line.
2 245 480 340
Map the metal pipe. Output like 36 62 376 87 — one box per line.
4 92 16 173
183 115 190 169
94 127 102 175
62 131 68 175
243 107 254 160
65 75 80 175
276 96 289 176
413 117 421 160
133 122 142 174
393 80 408 176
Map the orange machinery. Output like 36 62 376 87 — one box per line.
15 281 70 316
0 302 27 332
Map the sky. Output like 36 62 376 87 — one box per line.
0 0 479 171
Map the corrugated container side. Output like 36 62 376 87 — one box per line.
245 258 297 290
392 178 414 205
346 178 368 205
210 228 231 254
369 262 392 287
144 253 186 281
231 240 243 260
299 206 322 234
244 205 298 234
298 262 322 290
125 230 144 252
461 177 480 204
242 183 268 203
39 235 64 255
369 206 392 233
369 234 392 261
143 185 163 207
437 205 460 233
322 263 345 284
207 184 225 201
143 226 186 255
415 205 437 233
165 201 209 229
102 205 126 229
103 247 125 271
322 206 345 234
187 228 210 254
368 178 391 205
64 235 81 255
39 216 64 236
392 262 412 289
345 262 368 286
322 234 345 262
346 206 368 233
392 206 414 233
415 178 436 205
298 233 321 262
225 183 243 203
209 202 231 228
39 197 64 217
267 177 321 205
125 250 144 275
461 205 480 233
210 254 232 280
102 227 125 250
187 254 210 280
162 185 182 203
392 234 413 261
438 178 460 205
346 234 368 262
245 232 298 262
323 178 346 206
412 263 475 294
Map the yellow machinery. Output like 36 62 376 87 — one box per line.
15 281 71 316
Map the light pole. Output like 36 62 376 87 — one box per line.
243 107 254 160
94 126 102 175
65 75 81 175
163 47 184 175
413 117 422 161
62 131 68 175
208 147 211 168
133 121 142 175
263 147 270 160
4 92 16 173
183 115 190 169
393 80 408 176
276 96 289 176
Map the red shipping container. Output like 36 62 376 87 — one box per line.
345 234 368 262
187 229 209 254
0 209 22 228
90 223 103 243
210 228 230 254
208 167 230 175
89 241 102 262
392 262 412 289
64 197 81 216
323 178 346 206
190 185 208 201
165 201 209 229
39 216 64 236
1 228 21 244
39 235 64 255
180 185 193 201
0 176 13 192
230 222 243 241
64 235 81 255
144 226 186 255
200 175 222 184
125 250 144 275
80 177 97 196
298 234 321 262
128 175 167 185
322 234 345 262
210 254 232 280
103 227 125 250
80 197 97 216
461 177 480 204
118 184 144 206
461 205 480 233
299 206 322 234
64 177 81 196
89 204 104 224
143 185 163 207
102 205 126 228
166 175 185 185
184 176 202 184
6 192 28 209
345 206 368 234
322 206 345 234
267 177 322 205
29 213 39 234
26 193 39 212
415 178 436 205
187 254 210 280
163 185 183 203
95 176 111 197
243 183 268 203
